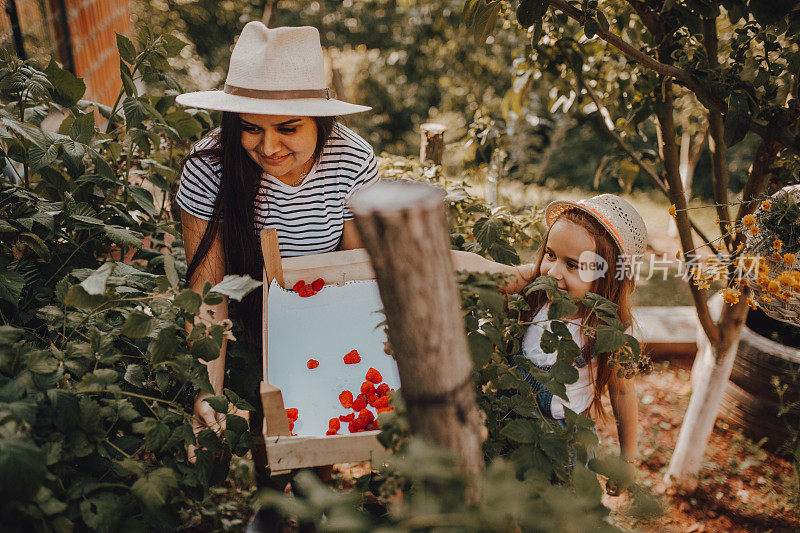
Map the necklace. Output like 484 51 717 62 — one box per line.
285 159 314 187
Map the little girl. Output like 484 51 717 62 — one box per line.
521 194 646 491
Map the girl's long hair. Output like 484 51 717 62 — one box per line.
182 112 337 345
525 209 634 418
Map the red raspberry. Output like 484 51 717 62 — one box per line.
366 421 377 431
374 396 390 409
307 359 319 369
339 413 355 422
311 278 325 291
348 419 362 433
358 409 374 424
328 418 341 431
326 429 338 436
298 285 315 297
339 391 354 409
361 381 375 396
377 406 394 414
368 394 379 407
292 280 305 293
285 408 299 422
289 420 295 431
376 383 390 396
352 397 367 411
365 368 382 384
343 349 361 364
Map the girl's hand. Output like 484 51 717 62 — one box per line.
504 263 536 294
187 391 226 463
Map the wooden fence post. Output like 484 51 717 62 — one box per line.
348 181 484 482
420 123 447 165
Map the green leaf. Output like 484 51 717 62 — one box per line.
174 289 202 313
64 285 106 309
161 34 188 57
0 436 46 500
595 325 626 354
196 428 222 452
209 275 263 301
124 364 145 388
104 225 144 248
79 493 121 531
68 112 95 143
122 96 149 128
204 394 229 414
0 325 24 344
120 309 154 338
131 467 178 511
44 59 86 106
27 350 59 374
145 422 171 452
516 0 548 28
163 253 179 289
467 331 493 368
584 19 599 39
116 33 136 63
550 360 579 384
165 110 202 139
120 62 137 97
548 297 578 320
473 217 503 249
128 185 157 216
150 326 178 365
80 262 115 295
723 91 751 147
539 329 558 353
500 418 538 443
0 269 25 306
190 336 222 361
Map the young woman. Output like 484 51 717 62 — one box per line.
173 23 377 461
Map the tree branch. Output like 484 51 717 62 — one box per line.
573 70 718 255
655 79 719 345
548 0 795 149
703 17 732 250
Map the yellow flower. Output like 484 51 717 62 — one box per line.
779 291 792 303
750 226 759 236
768 280 781 294
735 242 745 253
774 239 783 251
784 253 796 265
762 294 774 302
762 200 771 211
722 288 740 305
790 270 800 284
747 297 758 310
669 204 677 218
743 214 756 227
757 274 771 288
778 271 793 286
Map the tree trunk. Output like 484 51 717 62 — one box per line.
348 181 485 484
420 123 447 165
667 326 741 490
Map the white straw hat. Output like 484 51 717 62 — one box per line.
176 22 371 116
545 194 648 257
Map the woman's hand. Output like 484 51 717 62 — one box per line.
187 391 226 463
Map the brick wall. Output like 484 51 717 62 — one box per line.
0 0 132 106
64 0 132 106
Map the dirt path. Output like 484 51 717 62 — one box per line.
599 360 800 532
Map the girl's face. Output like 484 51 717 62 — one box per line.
540 218 596 299
239 114 318 178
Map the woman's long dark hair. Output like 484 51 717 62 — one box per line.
182 112 337 344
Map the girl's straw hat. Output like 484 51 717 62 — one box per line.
176 22 370 116
545 194 647 257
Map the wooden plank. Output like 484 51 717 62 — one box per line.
260 382 290 437
633 306 698 358
265 431 386 471
281 248 375 287
260 228 284 287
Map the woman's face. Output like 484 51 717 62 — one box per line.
239 114 318 178
540 218 596 299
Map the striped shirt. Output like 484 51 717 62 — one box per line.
175 124 378 257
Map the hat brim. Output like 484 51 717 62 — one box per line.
175 90 371 116
544 200 627 258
